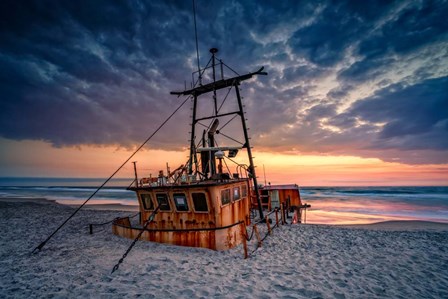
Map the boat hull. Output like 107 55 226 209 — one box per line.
112 217 245 250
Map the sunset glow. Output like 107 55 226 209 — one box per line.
1 138 446 187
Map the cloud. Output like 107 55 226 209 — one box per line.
246 75 448 164
0 0 447 166
288 0 396 67
0 0 195 149
337 1 448 87
300 76 448 164
357 0 448 59
349 76 448 150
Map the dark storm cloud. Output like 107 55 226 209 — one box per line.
327 84 353 100
248 75 448 164
0 0 447 164
306 76 448 164
282 65 328 82
357 0 448 59
349 76 448 151
0 0 195 149
337 58 396 83
338 0 448 85
288 0 396 67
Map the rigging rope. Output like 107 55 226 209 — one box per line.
111 204 161 273
31 95 191 254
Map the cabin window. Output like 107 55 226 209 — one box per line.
140 193 154 210
242 185 247 197
173 193 189 212
233 187 241 201
221 189 231 206
156 193 171 211
192 192 208 212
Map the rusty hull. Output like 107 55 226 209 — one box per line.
112 219 219 249
113 180 251 250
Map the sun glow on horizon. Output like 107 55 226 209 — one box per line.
252 151 448 186
0 138 447 186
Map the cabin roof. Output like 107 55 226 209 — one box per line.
128 178 249 191
261 184 300 190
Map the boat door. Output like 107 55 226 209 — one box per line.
270 190 280 209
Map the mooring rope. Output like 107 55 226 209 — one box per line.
244 225 255 241
31 95 191 254
246 209 284 256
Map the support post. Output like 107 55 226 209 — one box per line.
275 208 279 226
280 203 285 225
254 225 262 248
266 216 271 235
304 207 307 224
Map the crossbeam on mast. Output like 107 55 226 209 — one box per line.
171 67 267 96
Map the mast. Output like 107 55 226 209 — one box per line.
171 49 267 219
234 84 264 219
211 48 218 116
188 95 198 175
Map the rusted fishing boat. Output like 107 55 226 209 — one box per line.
111 48 310 251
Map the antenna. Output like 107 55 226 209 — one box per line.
192 0 202 85
263 164 267 186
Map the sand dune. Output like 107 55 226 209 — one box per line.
1 197 447 298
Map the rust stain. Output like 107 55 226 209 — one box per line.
114 181 251 250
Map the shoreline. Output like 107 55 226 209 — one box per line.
2 185 447 227
1 196 447 230
0 196 139 211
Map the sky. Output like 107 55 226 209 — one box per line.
0 0 447 186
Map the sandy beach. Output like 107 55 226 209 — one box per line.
1 197 447 298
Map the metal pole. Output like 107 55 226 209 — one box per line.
192 0 201 85
234 84 264 220
166 162 170 183
210 48 218 116
263 164 267 186
220 59 224 80
132 161 138 188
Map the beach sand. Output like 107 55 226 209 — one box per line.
1 197 447 298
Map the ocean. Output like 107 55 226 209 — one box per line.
1 177 447 225
300 186 448 224
0 177 136 207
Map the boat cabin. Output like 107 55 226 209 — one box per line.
113 179 251 250
255 184 310 223
259 184 302 210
